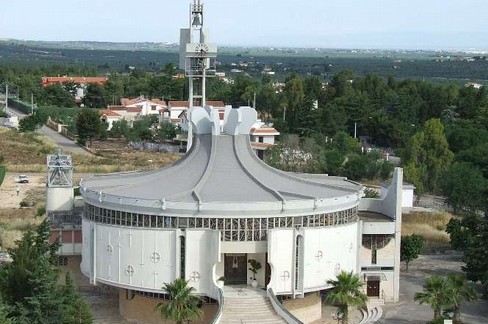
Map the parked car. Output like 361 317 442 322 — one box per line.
15 175 29 183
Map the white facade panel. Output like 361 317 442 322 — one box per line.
86 224 177 291
268 229 295 294
185 229 220 297
302 224 359 291
362 222 395 234
81 220 92 277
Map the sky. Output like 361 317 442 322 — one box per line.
1 0 487 50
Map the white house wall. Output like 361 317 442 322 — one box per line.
302 224 359 292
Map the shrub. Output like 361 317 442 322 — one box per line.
19 200 30 208
0 166 6 187
36 206 46 217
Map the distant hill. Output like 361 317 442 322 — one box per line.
0 39 487 83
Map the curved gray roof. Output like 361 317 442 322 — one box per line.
81 107 362 216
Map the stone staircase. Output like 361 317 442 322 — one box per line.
359 299 384 324
219 287 286 324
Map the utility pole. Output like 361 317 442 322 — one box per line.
253 91 256 109
31 93 34 115
5 83 8 110
354 122 357 139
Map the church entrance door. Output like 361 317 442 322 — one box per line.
224 253 247 285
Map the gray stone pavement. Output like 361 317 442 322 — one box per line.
378 254 488 324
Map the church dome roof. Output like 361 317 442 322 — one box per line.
81 107 362 217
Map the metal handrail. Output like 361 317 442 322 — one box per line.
267 288 303 324
211 287 224 324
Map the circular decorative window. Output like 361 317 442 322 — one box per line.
126 265 135 277
189 271 201 282
150 252 161 263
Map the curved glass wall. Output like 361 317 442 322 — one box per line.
84 204 358 242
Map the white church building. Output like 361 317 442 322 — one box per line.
72 1 403 323
78 106 402 323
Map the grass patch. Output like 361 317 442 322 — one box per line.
0 129 57 166
402 211 453 244
0 208 43 250
0 128 181 173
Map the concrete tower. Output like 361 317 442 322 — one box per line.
179 0 218 150
46 153 74 212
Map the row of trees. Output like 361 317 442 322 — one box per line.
447 215 488 297
7 63 488 205
265 132 393 182
415 274 478 323
0 221 92 323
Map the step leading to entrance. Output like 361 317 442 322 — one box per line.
219 286 287 324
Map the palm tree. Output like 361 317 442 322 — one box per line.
414 275 449 320
445 274 478 323
325 271 368 324
155 278 202 324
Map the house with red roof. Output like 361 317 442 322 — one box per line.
101 96 168 130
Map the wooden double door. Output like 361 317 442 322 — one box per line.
367 279 380 297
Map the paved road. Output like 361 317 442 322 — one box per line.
37 125 91 156
4 106 91 156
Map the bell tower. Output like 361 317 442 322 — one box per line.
179 0 217 150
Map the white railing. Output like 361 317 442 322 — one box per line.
267 288 303 324
211 287 224 324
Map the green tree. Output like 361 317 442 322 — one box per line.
402 118 454 196
129 117 153 142
155 122 178 142
401 234 424 271
19 109 48 132
0 221 93 323
0 297 12 324
76 108 104 146
446 215 479 250
439 162 488 213
38 84 77 107
414 275 449 320
445 274 477 323
325 271 367 324
283 73 305 131
60 273 93 324
155 278 202 324
83 83 107 108
461 218 488 296
265 135 321 173
109 119 130 138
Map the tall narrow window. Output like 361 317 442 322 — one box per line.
180 235 186 279
371 238 377 264
295 235 303 291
